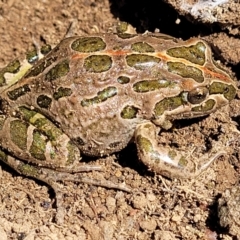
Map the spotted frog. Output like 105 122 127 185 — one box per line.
0 32 237 186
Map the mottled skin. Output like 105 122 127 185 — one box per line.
0 33 237 182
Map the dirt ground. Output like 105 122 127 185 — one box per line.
0 0 240 239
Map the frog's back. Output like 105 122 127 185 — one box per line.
2 33 236 156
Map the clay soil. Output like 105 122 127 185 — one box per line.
0 0 240 239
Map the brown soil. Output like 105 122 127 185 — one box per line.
0 0 240 239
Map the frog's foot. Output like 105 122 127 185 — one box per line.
1 151 131 224
134 121 226 179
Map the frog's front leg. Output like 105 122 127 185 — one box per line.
135 121 226 179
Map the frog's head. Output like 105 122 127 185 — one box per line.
152 39 237 127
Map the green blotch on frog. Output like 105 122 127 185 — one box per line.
71 37 106 53
81 86 117 107
133 79 171 92
10 119 29 150
45 59 70 81
53 87 72 100
37 95 52 108
167 62 204 83
29 129 47 161
167 42 206 66
209 82 237 101
83 55 112 73
131 42 155 53
126 54 160 70
7 84 31 100
121 105 139 119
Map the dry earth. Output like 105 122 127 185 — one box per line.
0 0 240 239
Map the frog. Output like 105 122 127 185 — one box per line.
0 27 237 222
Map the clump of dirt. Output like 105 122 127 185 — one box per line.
166 0 240 27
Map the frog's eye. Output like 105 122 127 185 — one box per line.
187 87 209 104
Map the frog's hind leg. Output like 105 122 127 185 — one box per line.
0 109 131 223
134 121 226 179
0 105 103 172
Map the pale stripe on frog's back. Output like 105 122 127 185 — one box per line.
0 44 52 93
